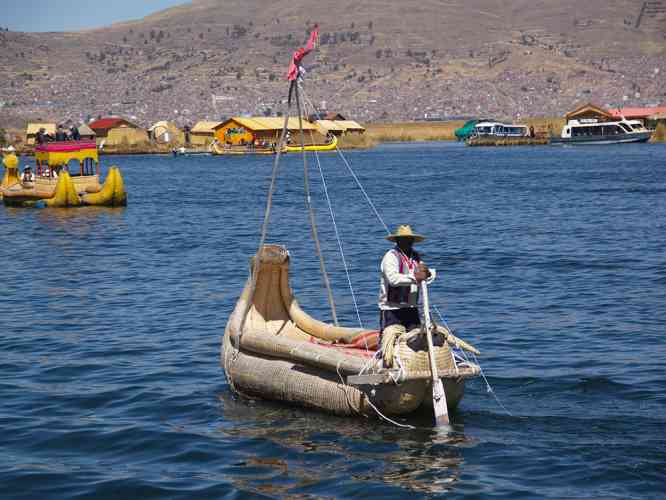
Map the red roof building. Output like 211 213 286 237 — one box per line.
88 117 139 137
608 107 666 120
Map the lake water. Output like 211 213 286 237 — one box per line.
1 142 665 499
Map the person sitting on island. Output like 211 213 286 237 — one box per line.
69 125 80 141
378 224 434 367
55 125 66 142
36 127 47 145
21 166 34 183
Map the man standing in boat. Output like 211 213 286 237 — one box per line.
379 225 433 366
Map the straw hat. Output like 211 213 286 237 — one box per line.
386 224 425 242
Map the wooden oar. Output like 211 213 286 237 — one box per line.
420 280 451 428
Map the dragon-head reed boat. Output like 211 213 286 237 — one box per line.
1 140 126 207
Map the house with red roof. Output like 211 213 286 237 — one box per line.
608 106 666 128
88 117 139 138
565 103 666 128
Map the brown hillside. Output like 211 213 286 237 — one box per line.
0 0 664 127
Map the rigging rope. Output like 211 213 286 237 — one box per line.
299 86 512 418
299 88 390 235
237 92 293 339
295 84 339 326
301 100 364 329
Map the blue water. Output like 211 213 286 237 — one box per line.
1 142 665 499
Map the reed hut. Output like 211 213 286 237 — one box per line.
213 117 320 146
190 121 221 146
148 121 183 144
77 124 96 141
25 123 56 145
88 117 141 145
104 127 149 148
313 120 346 137
334 120 366 135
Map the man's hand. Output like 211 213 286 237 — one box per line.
418 262 431 279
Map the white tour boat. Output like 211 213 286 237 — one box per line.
551 118 652 145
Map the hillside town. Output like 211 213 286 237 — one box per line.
1 1 665 129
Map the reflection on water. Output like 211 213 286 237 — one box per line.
216 390 474 496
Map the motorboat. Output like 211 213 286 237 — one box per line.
551 118 652 145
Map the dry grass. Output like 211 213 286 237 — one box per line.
337 133 378 149
650 122 666 142
366 121 466 142
365 118 566 143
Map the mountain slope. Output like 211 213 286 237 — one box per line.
1 0 664 126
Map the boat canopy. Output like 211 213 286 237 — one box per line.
35 140 99 167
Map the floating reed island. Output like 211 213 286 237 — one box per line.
466 136 550 146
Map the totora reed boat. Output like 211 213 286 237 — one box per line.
1 141 126 207
223 245 480 418
222 25 481 425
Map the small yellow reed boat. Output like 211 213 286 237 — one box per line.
283 134 338 153
1 141 126 207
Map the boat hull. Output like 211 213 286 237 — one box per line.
283 135 338 153
222 333 466 417
550 131 652 145
2 169 126 207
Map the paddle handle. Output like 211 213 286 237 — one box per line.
421 280 439 381
421 279 451 428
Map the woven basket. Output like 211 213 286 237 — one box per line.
394 327 454 374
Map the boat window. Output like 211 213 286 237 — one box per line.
619 123 632 133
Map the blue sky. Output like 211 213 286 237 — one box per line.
1 0 187 32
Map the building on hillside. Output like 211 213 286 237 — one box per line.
77 124 96 141
608 106 666 128
333 120 366 134
148 121 183 144
213 117 319 146
564 103 615 123
88 117 140 139
25 122 56 145
190 121 221 146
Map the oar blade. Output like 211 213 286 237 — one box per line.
432 379 451 428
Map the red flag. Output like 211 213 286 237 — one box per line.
287 25 319 81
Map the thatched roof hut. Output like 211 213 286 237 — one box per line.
334 120 366 134
190 121 221 146
213 117 318 146
148 121 183 144
77 124 96 140
103 127 149 148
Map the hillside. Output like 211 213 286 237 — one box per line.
1 0 665 127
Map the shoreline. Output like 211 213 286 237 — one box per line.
4 119 665 156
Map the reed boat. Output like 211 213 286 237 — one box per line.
223 245 480 418
222 25 481 425
283 134 337 153
211 134 337 155
210 142 276 155
1 141 126 207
